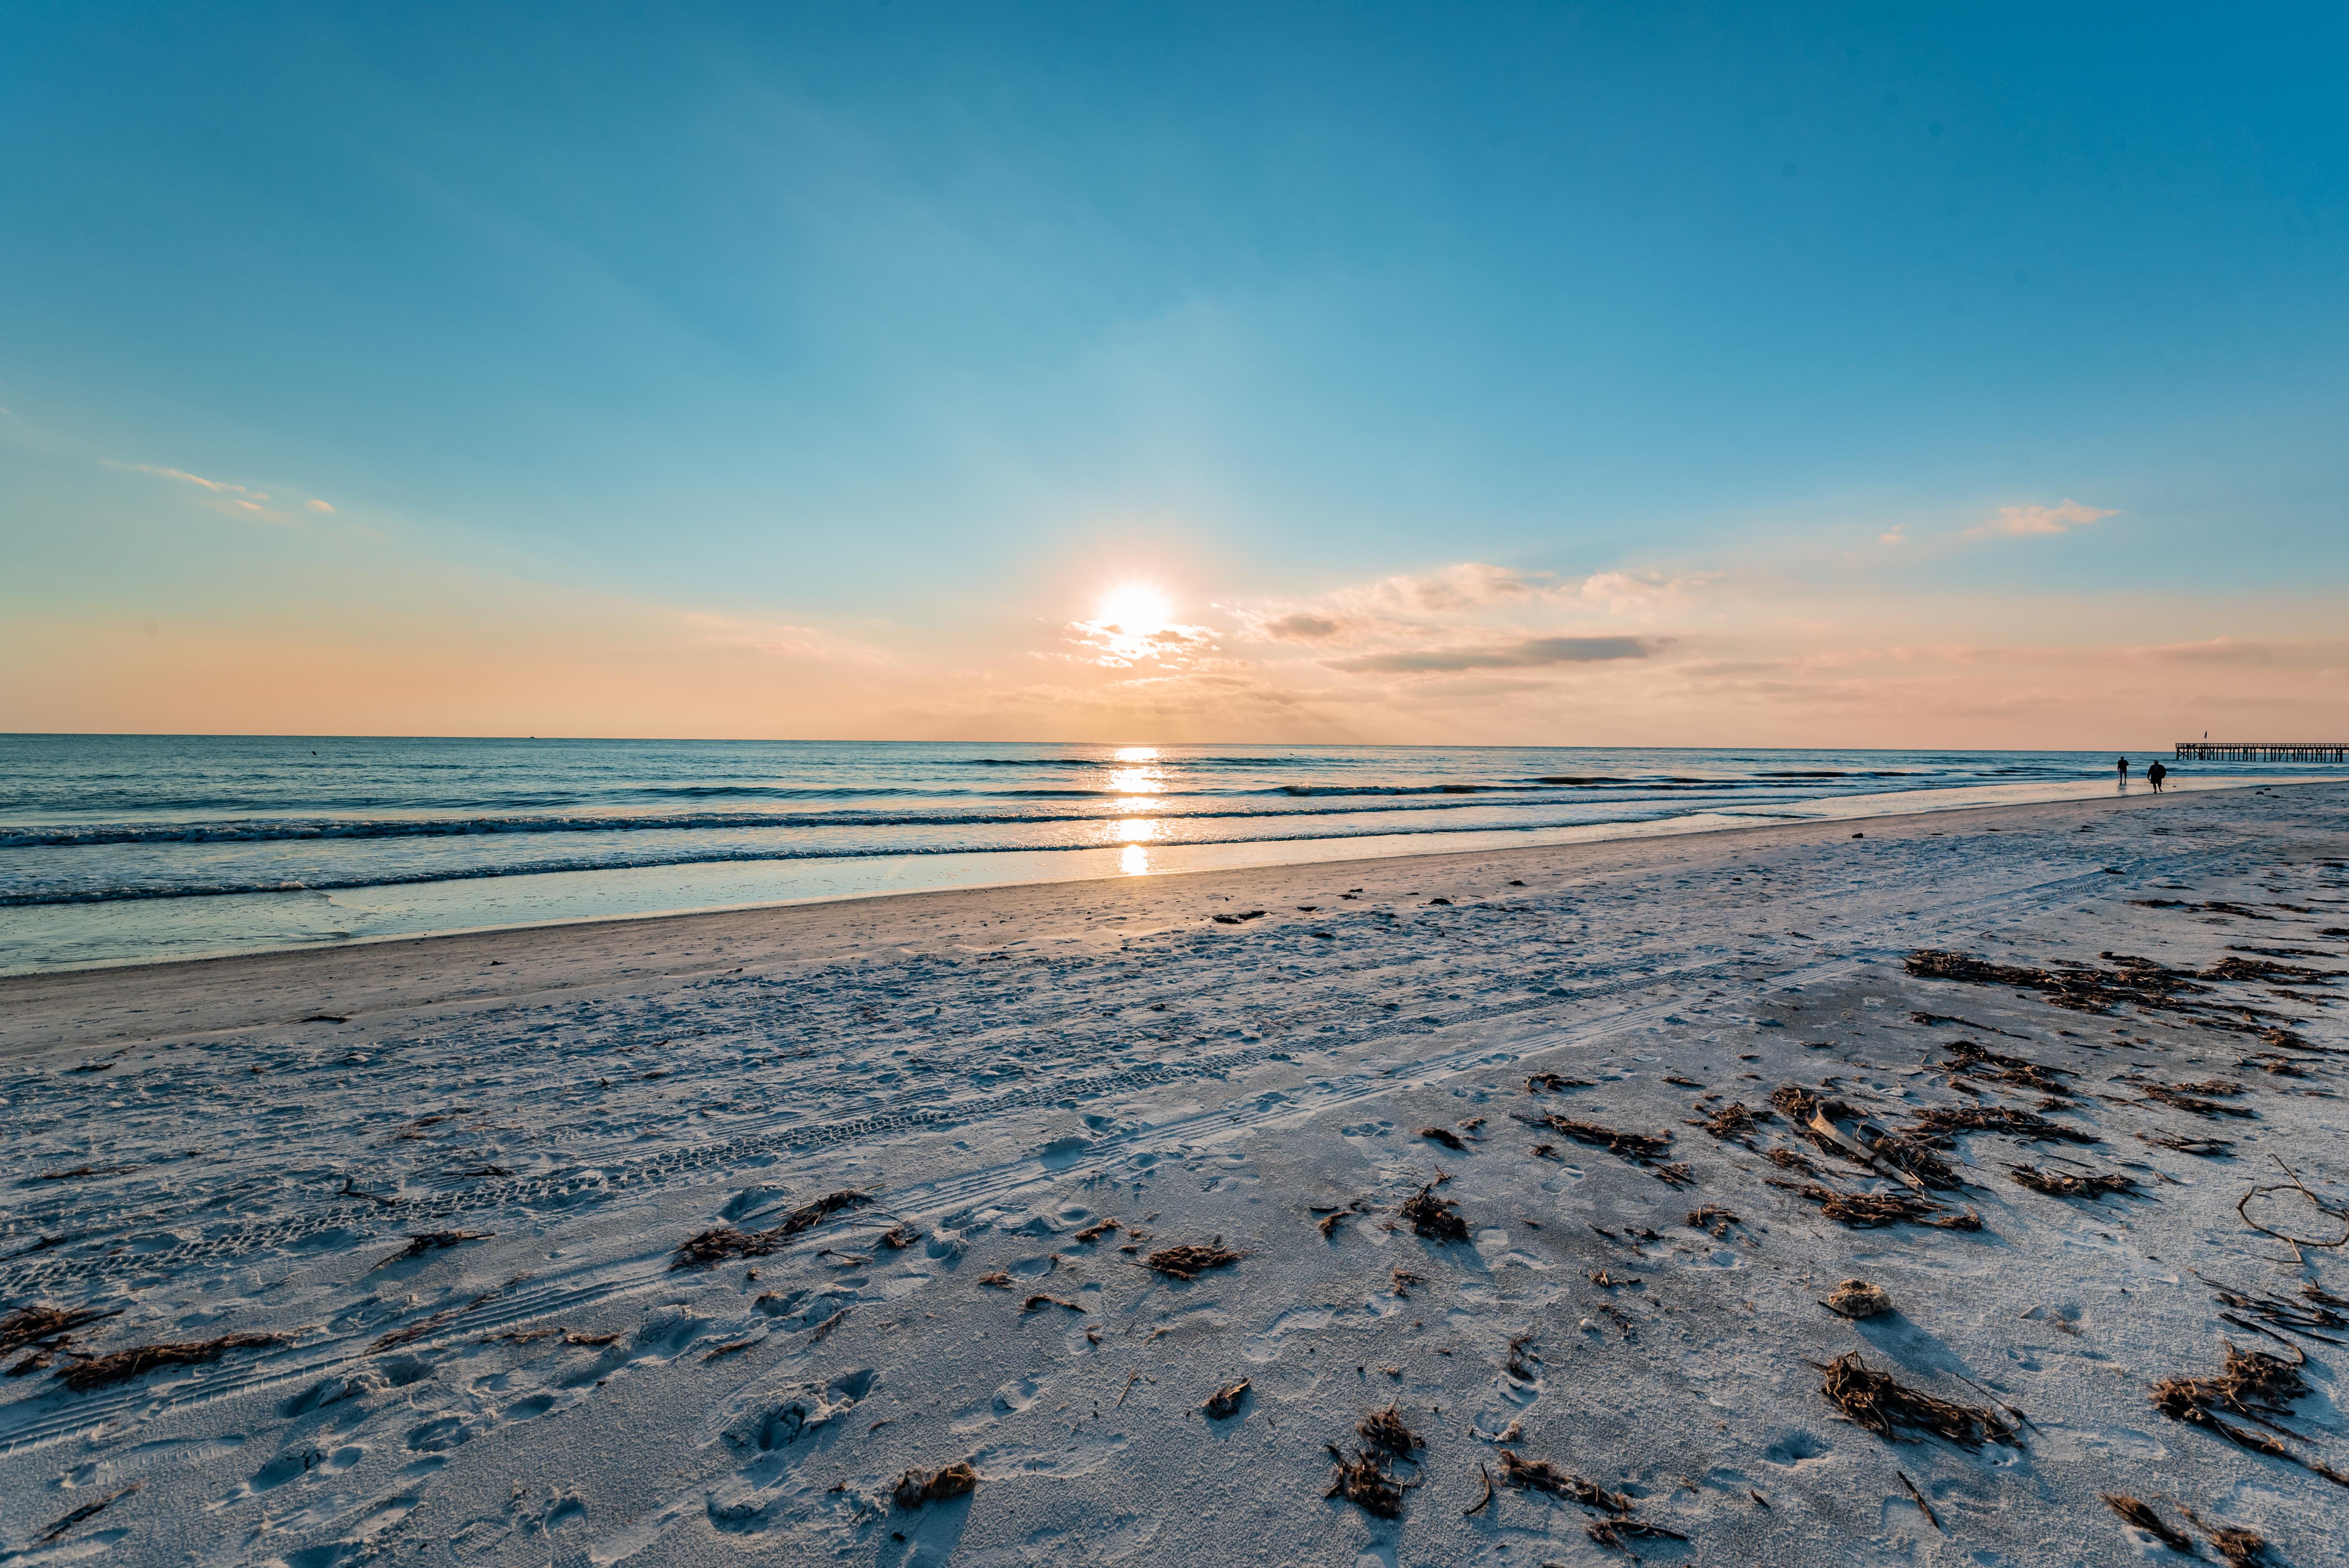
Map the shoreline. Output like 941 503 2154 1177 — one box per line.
3 777 2334 1057
0 770 2321 985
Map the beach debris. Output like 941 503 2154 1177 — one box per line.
1417 1126 1469 1151
1496 1450 1628 1511
2205 956 2344 985
1941 1038 2076 1094
2138 1083 2258 1119
1904 947 2287 1029
1692 1101 1768 1142
1506 1331 1540 1382
1686 1204 1739 1238
2196 1272 2348 1344
1770 1180 1981 1231
671 1191 871 1268
372 1230 491 1268
702 1338 757 1362
891 1461 977 1509
1765 1146 1821 1176
1896 1470 1941 1531
1071 1216 1120 1243
1019 1294 1083 1315
33 1484 138 1545
1203 1379 1250 1419
1818 1352 2018 1448
1324 1446 1412 1518
1527 1072 1596 1092
2142 1132 2234 1158
1771 1087 1960 1189
58 1333 287 1391
2148 1341 2349 1484
35 1163 139 1181
0 1304 118 1358
1494 1452 1687 1552
1397 1183 1471 1242
1823 1279 1892 1319
1210 910 1268 925
2101 1493 2194 1554
2237 1158 2349 1250
1464 1463 1495 1516
1140 1240 1243 1278
1390 1268 1425 1296
2008 1164 2140 1200
1519 1112 1688 1183
1907 1103 2100 1146
1359 1402 1422 1456
2183 1508 2274 1566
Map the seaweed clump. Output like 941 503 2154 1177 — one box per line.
892 1462 977 1509
1819 1352 2018 1448
57 1334 287 1392
671 1191 871 1269
1397 1183 1470 1242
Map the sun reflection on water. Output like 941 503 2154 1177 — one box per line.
1120 844 1151 876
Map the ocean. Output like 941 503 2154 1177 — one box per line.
0 734 2321 973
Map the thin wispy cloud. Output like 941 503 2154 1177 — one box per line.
1326 635 1661 674
108 460 296 522
1981 498 2116 536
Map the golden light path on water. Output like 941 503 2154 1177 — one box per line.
1108 745 1162 874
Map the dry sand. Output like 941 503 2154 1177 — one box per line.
3 782 2347 1566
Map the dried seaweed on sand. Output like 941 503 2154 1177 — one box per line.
2183 1509 2273 1566
1397 1183 1470 1242
1907 1103 2100 1146
1203 1380 1250 1419
1139 1240 1242 1278
1906 947 2284 1031
1526 1072 1595 1092
1771 1180 1981 1231
1686 1204 1738 1238
1495 1451 1629 1512
891 1461 977 1508
1495 1452 1687 1552
670 1190 871 1268
58 1333 287 1391
2141 1132 2233 1158
1325 1448 1411 1518
373 1230 490 1268
1691 1102 1768 1142
2139 1083 2259 1119
1823 1279 1892 1319
2195 1272 2349 1343
1359 1402 1422 1455
1819 1352 2018 1448
0 1304 117 1357
1771 1087 1961 1189
2100 1494 2194 1554
1417 1126 1468 1151
2148 1341 2349 1485
1519 1112 1687 1182
2008 1164 2139 1200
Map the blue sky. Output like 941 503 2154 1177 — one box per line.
4 3 2345 742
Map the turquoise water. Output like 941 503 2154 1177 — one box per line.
0 736 2315 971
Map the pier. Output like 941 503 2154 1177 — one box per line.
2174 741 2349 762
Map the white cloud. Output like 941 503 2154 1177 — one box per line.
1983 498 2116 536
109 460 292 522
305 498 336 513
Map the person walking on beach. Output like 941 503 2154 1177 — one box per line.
2116 756 2130 789
2147 760 2168 793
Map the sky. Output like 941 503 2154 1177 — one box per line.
3 2 2345 746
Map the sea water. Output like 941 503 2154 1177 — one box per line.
0 735 2323 972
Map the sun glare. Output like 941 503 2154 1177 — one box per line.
1096 583 1173 635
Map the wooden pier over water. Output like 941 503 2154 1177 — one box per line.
2174 742 2349 762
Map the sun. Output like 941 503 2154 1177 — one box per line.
1096 582 1174 635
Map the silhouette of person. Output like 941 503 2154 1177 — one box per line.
2116 756 2130 788
2147 761 2167 793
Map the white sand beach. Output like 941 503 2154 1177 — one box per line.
5 781 2348 1566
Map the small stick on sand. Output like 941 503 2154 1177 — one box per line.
1898 1471 1942 1531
